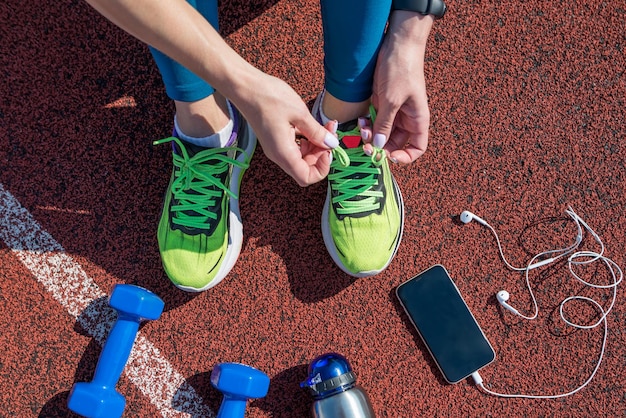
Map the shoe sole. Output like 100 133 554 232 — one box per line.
174 121 256 292
321 174 405 278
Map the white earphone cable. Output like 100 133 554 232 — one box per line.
484 207 584 273
467 207 622 399
485 207 584 320
473 303 607 399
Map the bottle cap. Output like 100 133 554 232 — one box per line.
300 353 357 399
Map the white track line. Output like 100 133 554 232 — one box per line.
0 183 214 417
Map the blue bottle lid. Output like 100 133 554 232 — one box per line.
300 353 357 399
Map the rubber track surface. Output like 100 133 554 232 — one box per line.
1 0 625 416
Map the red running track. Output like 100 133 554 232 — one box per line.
1 0 625 416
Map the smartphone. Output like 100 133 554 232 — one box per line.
396 264 495 384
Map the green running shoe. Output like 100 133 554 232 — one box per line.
153 107 255 291
321 108 404 277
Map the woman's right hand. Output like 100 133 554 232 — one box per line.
86 0 338 186
232 71 339 186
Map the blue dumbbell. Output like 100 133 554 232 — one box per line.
68 284 164 418
211 363 270 418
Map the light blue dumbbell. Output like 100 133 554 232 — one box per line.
211 363 270 418
68 284 164 418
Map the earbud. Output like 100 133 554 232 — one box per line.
496 290 520 315
460 210 488 226
496 290 509 303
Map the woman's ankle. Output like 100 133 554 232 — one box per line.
321 91 370 124
174 92 231 137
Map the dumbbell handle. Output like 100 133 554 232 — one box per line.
217 397 248 418
91 313 141 388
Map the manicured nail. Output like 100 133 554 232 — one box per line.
373 133 386 149
330 120 338 134
363 144 373 156
358 118 369 141
324 132 339 148
389 156 398 163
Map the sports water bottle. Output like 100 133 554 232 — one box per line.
301 353 375 418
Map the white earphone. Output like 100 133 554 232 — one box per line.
460 210 488 226
495 290 520 315
460 206 622 399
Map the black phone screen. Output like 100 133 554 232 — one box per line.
396 264 495 383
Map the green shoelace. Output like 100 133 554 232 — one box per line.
154 136 249 231
330 125 386 217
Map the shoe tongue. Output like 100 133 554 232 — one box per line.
178 141 206 156
337 119 362 149
171 136 212 157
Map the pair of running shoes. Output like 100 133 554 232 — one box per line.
153 95 404 292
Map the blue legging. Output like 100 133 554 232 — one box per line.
149 0 392 103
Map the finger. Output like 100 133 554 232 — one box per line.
358 117 373 144
275 147 330 187
265 115 337 186
388 147 425 164
384 128 409 153
372 99 400 147
303 147 332 181
377 128 406 162
363 142 374 156
294 111 339 150
287 147 332 186
325 120 339 137
388 132 428 164
279 122 336 186
299 120 336 182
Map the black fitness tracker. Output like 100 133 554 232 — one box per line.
392 0 447 19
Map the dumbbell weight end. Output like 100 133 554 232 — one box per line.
68 383 125 418
212 363 270 418
68 284 164 418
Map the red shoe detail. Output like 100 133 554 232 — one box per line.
342 135 361 149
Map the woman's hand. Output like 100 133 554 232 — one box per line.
367 11 434 164
232 71 338 186
86 0 337 186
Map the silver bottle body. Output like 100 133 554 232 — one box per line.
311 386 374 418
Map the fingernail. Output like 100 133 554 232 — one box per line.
330 120 338 134
361 129 370 141
358 117 366 128
324 132 339 148
373 133 386 148
390 156 398 163
363 144 373 156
